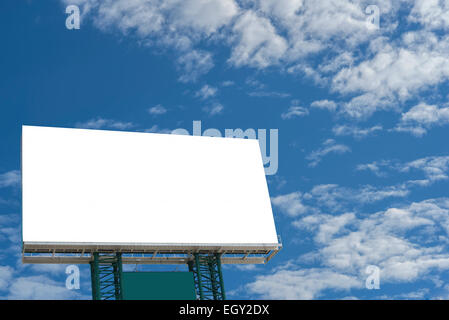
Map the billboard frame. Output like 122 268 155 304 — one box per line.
22 241 281 265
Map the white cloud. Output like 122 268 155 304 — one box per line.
202 102 223 116
306 139 350 167
148 104 167 115
332 31 449 106
401 156 449 185
395 103 449 136
221 80 234 87
294 212 356 244
409 0 449 30
311 100 337 112
195 84 217 99
333 124 383 139
228 10 288 68
281 104 309 119
246 268 362 299
0 170 20 188
305 183 409 210
254 198 449 299
357 155 449 186
248 91 290 98
271 192 310 217
30 264 70 276
0 266 14 291
62 1 449 118
315 199 449 282
0 226 21 244
272 182 409 217
171 0 238 36
177 50 215 83
356 160 390 177
75 118 134 130
0 214 19 226
143 125 172 134
6 275 85 300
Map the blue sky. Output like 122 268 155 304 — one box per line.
1 0 449 299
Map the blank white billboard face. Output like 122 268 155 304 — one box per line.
22 126 278 247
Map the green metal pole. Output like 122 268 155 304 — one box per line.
194 254 204 300
208 257 219 300
215 253 226 300
116 253 123 300
90 252 101 300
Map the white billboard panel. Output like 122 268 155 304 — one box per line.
22 126 278 250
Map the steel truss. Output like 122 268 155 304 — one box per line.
90 252 123 300
188 253 226 300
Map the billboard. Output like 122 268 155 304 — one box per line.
22 126 279 252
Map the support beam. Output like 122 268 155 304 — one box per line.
90 253 123 300
189 253 225 300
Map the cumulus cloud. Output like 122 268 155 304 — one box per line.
57 1 449 128
332 31 449 109
409 0 449 30
61 1 449 122
228 10 288 68
6 275 85 300
250 198 449 299
271 192 310 217
247 268 362 300
395 103 449 136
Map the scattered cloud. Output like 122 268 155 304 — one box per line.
177 50 214 83
281 100 308 119
148 104 167 116
333 124 383 139
306 139 350 167
247 268 361 299
395 103 449 136
0 171 20 188
248 91 290 98
5 275 85 300
221 80 235 87
311 100 337 112
251 197 449 299
356 155 449 186
195 85 217 100
202 102 224 116
271 192 311 217
75 118 134 130
143 125 172 134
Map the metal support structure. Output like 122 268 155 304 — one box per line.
90 252 123 300
188 253 226 300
